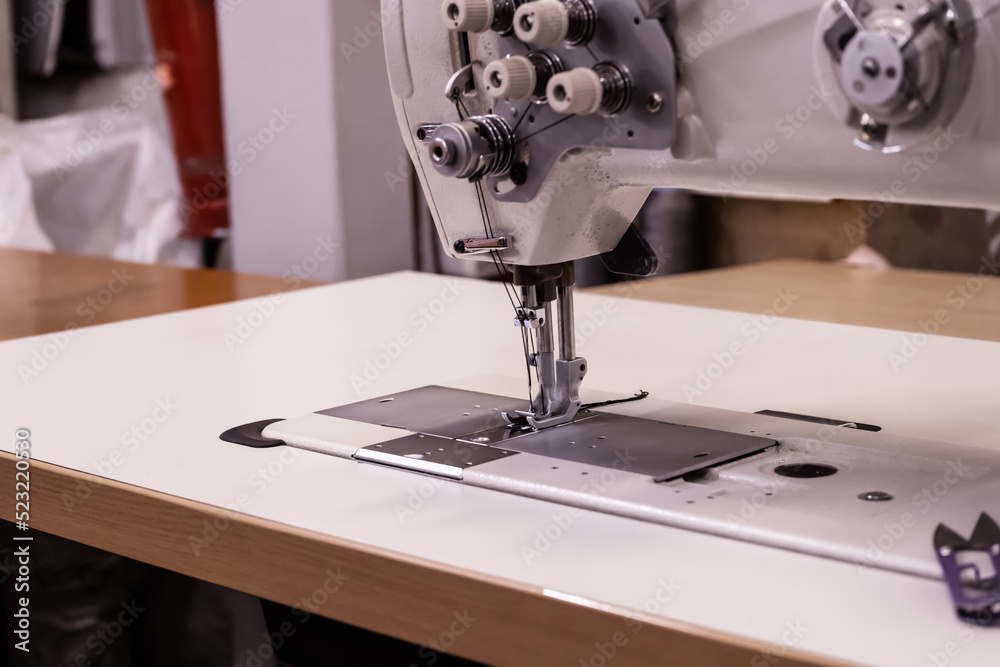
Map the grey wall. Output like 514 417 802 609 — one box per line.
217 0 414 283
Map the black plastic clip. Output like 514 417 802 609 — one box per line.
934 513 1000 626
220 418 287 449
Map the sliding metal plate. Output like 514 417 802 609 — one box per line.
319 386 527 438
355 433 519 479
472 412 776 482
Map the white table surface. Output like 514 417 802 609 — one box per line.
3 271 999 666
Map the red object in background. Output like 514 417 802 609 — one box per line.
145 0 229 238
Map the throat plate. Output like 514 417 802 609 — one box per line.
322 386 775 481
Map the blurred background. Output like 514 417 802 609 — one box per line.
1 1 999 666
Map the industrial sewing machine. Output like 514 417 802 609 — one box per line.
384 0 1000 429
224 0 1000 624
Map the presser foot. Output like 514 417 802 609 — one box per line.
506 356 587 430
511 263 587 431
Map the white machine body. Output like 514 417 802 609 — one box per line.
383 0 1000 267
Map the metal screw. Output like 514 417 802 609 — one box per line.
862 57 880 78
858 491 894 502
646 92 663 113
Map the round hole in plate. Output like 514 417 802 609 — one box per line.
774 463 838 479
682 469 710 483
686 500 695 504
693 452 710 458
463 412 471 416
438 448 445 451
378 398 394 403
552 466 559 470
581 472 588 475
598 436 606 440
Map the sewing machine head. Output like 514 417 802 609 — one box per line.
382 0 1000 427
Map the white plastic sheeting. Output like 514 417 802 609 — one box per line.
0 124 52 251
0 110 196 265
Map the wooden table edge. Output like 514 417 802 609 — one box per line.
0 452 851 667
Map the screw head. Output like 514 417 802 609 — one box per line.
862 57 881 78
858 491 894 502
646 92 663 113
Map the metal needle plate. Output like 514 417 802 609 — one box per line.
355 434 519 480
474 412 777 482
322 387 776 481
319 386 528 438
